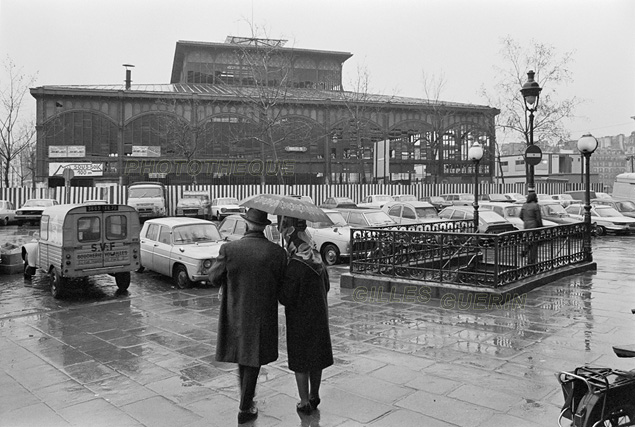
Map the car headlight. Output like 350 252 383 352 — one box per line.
16 211 22 215
203 259 213 268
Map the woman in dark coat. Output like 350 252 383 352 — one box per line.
279 220 333 414
519 192 543 263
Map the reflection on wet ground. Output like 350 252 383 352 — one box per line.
1 234 635 426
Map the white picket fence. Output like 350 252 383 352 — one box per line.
1 182 605 216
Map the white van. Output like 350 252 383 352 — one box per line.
22 204 141 298
612 173 635 200
127 182 168 219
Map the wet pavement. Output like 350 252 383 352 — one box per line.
1 229 635 426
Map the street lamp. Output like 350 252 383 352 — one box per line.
521 70 542 193
468 142 484 231
577 133 598 262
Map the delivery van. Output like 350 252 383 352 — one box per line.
127 182 168 219
612 173 635 201
22 204 141 298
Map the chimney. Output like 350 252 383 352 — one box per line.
123 64 135 90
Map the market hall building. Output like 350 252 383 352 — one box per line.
30 37 499 187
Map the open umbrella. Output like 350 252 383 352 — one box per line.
240 194 333 224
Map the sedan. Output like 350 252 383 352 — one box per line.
138 217 225 288
0 200 16 226
319 197 357 209
306 209 351 266
382 201 441 224
336 208 397 227
218 214 281 244
565 204 635 235
210 197 244 221
16 199 59 225
438 206 516 233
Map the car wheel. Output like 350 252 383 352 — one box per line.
49 268 65 299
115 272 131 291
596 225 606 236
173 264 192 289
321 244 340 266
1 217 8 226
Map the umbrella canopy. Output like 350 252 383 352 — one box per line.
240 194 333 224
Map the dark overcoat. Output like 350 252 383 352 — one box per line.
279 256 333 373
209 231 287 367
520 201 543 229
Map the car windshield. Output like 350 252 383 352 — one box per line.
310 212 348 228
23 200 53 207
616 201 635 212
595 207 622 217
129 188 163 198
365 212 395 226
415 207 438 219
218 198 239 205
173 224 222 244
504 206 522 217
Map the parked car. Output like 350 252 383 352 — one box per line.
16 199 59 225
440 193 474 206
176 191 211 219
595 192 612 199
504 193 527 203
138 217 225 288
480 202 557 230
319 197 357 209
478 193 512 203
0 200 16 226
210 197 244 221
422 196 452 212
22 204 140 298
565 204 635 235
392 194 418 202
357 194 394 209
438 206 516 233
539 201 582 225
335 208 397 227
382 201 441 224
306 209 351 266
550 194 579 208
127 182 168 219
592 198 635 219
217 214 280 244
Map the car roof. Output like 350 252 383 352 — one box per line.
145 217 214 226
385 201 434 208
337 208 384 213
481 202 522 207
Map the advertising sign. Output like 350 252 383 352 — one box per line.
49 162 104 177
132 146 161 157
48 146 86 157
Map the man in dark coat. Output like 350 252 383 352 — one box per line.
209 208 287 424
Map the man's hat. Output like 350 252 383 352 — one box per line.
242 208 272 226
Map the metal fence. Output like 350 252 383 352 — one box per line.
1 182 605 216
350 222 587 288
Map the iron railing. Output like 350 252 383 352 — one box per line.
350 222 588 288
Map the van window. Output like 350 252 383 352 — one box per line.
78 216 101 242
106 215 127 240
158 227 171 244
145 223 160 241
40 216 49 240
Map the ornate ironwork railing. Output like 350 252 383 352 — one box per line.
350 222 587 288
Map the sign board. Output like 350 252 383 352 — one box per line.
132 146 161 157
48 146 86 158
284 146 308 152
49 162 104 177
148 173 167 178
62 168 75 182
524 145 543 166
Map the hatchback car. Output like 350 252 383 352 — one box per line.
565 204 635 235
438 206 516 233
480 202 557 230
592 198 635 219
306 209 351 266
210 197 244 221
539 201 582 225
319 197 357 209
138 217 225 288
217 214 281 244
0 200 16 226
16 199 59 225
335 208 397 227
382 201 441 224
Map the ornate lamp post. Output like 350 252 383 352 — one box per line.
520 70 542 193
468 142 484 231
577 133 598 262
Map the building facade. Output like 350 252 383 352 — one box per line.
31 37 499 187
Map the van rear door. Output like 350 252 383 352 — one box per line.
102 211 135 268
75 210 105 269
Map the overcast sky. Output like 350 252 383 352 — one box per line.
1 0 634 143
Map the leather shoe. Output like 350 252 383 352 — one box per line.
296 402 312 414
309 397 321 409
238 406 258 424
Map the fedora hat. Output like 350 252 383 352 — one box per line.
241 208 271 226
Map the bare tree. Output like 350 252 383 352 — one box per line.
0 57 37 187
480 36 581 148
13 127 37 188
